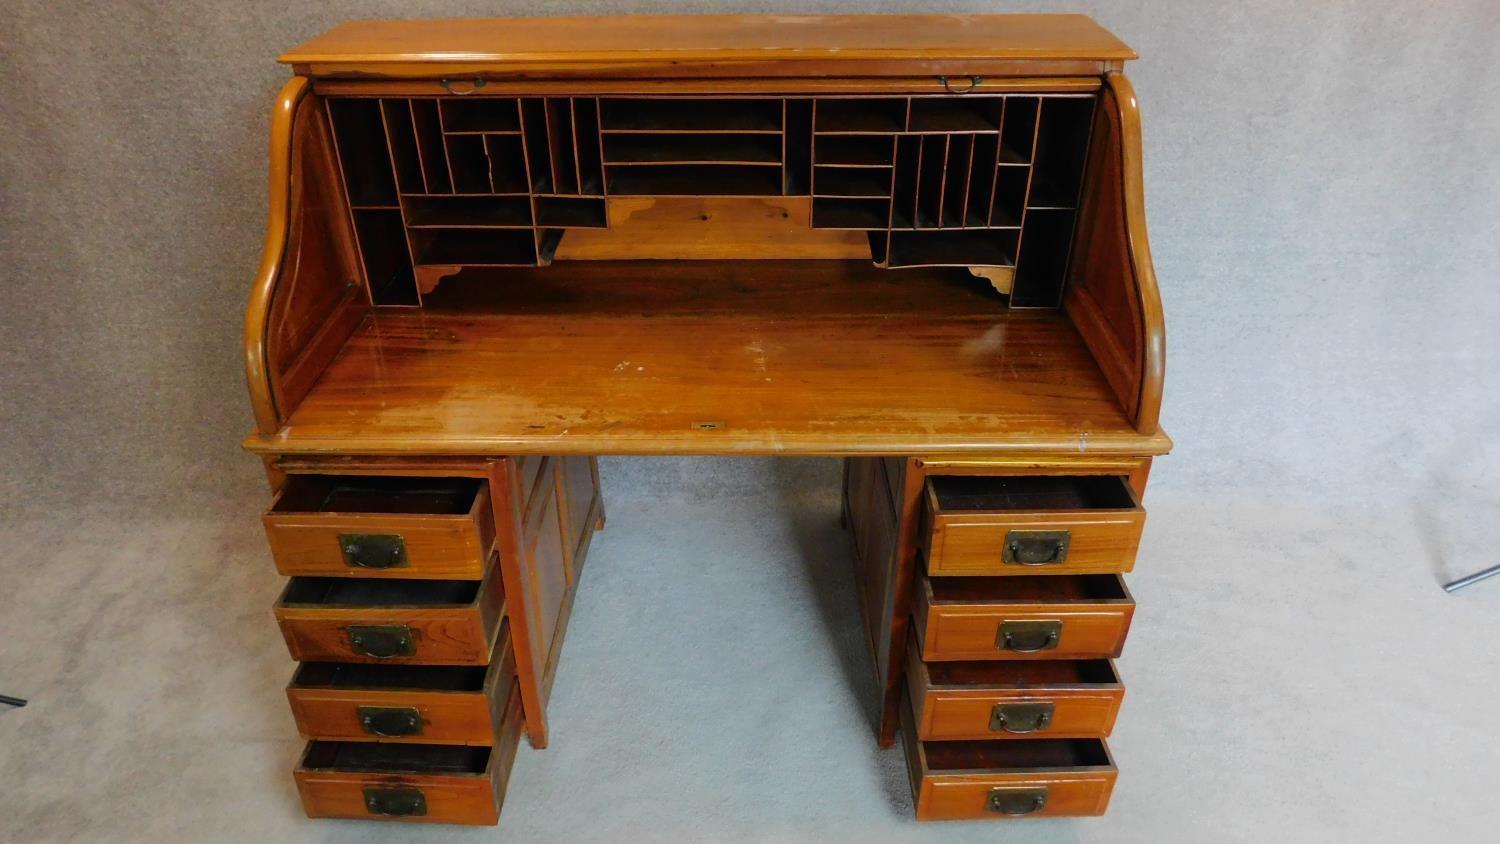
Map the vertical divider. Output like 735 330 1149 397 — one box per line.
906 138 918 229
520 98 553 194
481 130 499 194
380 99 424 195
890 135 920 230
940 135 970 229
591 98 607 197
323 100 373 305
570 97 605 196
884 134 900 229
512 98 541 268
966 133 999 228
781 99 788 193
915 135 948 228
522 96 550 268
934 135 950 230
987 98 1007 227
405 99 430 195
376 98 423 306
410 99 453 195
543 97 560 194
568 98 584 194
435 98 460 197
1010 98 1047 277
959 134 976 227
544 97 580 195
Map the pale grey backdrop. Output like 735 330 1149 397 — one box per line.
3 0 1497 514
3 2 1499 842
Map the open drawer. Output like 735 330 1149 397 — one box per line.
914 574 1134 661
288 622 516 744
905 638 1122 740
900 694 1116 821
294 681 523 825
275 555 504 665
922 475 1144 576
264 475 495 579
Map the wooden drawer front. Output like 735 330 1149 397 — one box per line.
295 681 523 825
288 622 516 744
901 695 1116 821
275 556 504 665
914 575 1134 661
264 475 494 579
923 475 1144 576
906 643 1122 740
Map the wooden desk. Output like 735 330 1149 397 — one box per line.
244 13 1169 826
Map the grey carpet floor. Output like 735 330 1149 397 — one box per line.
2 458 1498 842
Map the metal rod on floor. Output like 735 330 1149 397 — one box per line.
0 695 26 708
1444 564 1500 593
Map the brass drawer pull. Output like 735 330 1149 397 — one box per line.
348 624 416 658
439 77 487 95
338 533 409 569
990 701 1054 734
938 75 982 94
1003 530 1071 566
998 620 1062 652
987 786 1048 816
364 786 427 817
358 705 423 737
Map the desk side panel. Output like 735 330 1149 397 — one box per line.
1063 72 1165 434
245 80 368 432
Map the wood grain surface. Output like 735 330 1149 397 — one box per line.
245 261 1170 458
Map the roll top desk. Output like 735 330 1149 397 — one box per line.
242 13 1169 827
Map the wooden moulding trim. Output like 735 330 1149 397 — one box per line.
914 455 1148 473
241 433 1175 458
310 76 1104 97
289 59 1113 81
244 76 312 435
1105 71 1166 436
277 15 1136 69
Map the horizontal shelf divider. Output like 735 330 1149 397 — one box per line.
606 164 784 196
405 195 533 228
600 98 783 133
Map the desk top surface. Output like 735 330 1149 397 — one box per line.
280 14 1136 70
245 261 1168 458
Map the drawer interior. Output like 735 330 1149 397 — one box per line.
291 662 488 692
301 741 490 774
929 475 1135 512
924 659 1118 688
281 577 479 607
273 475 482 516
922 738 1110 773
927 574 1127 603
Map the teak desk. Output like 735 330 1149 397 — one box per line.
242 14 1169 826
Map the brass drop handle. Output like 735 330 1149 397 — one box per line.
359 705 424 737
1003 530 1071 566
440 77 488 95
987 786 1048 816
990 702 1055 734
998 620 1063 653
348 624 417 659
939 75 982 94
364 787 427 817
339 533 409 569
